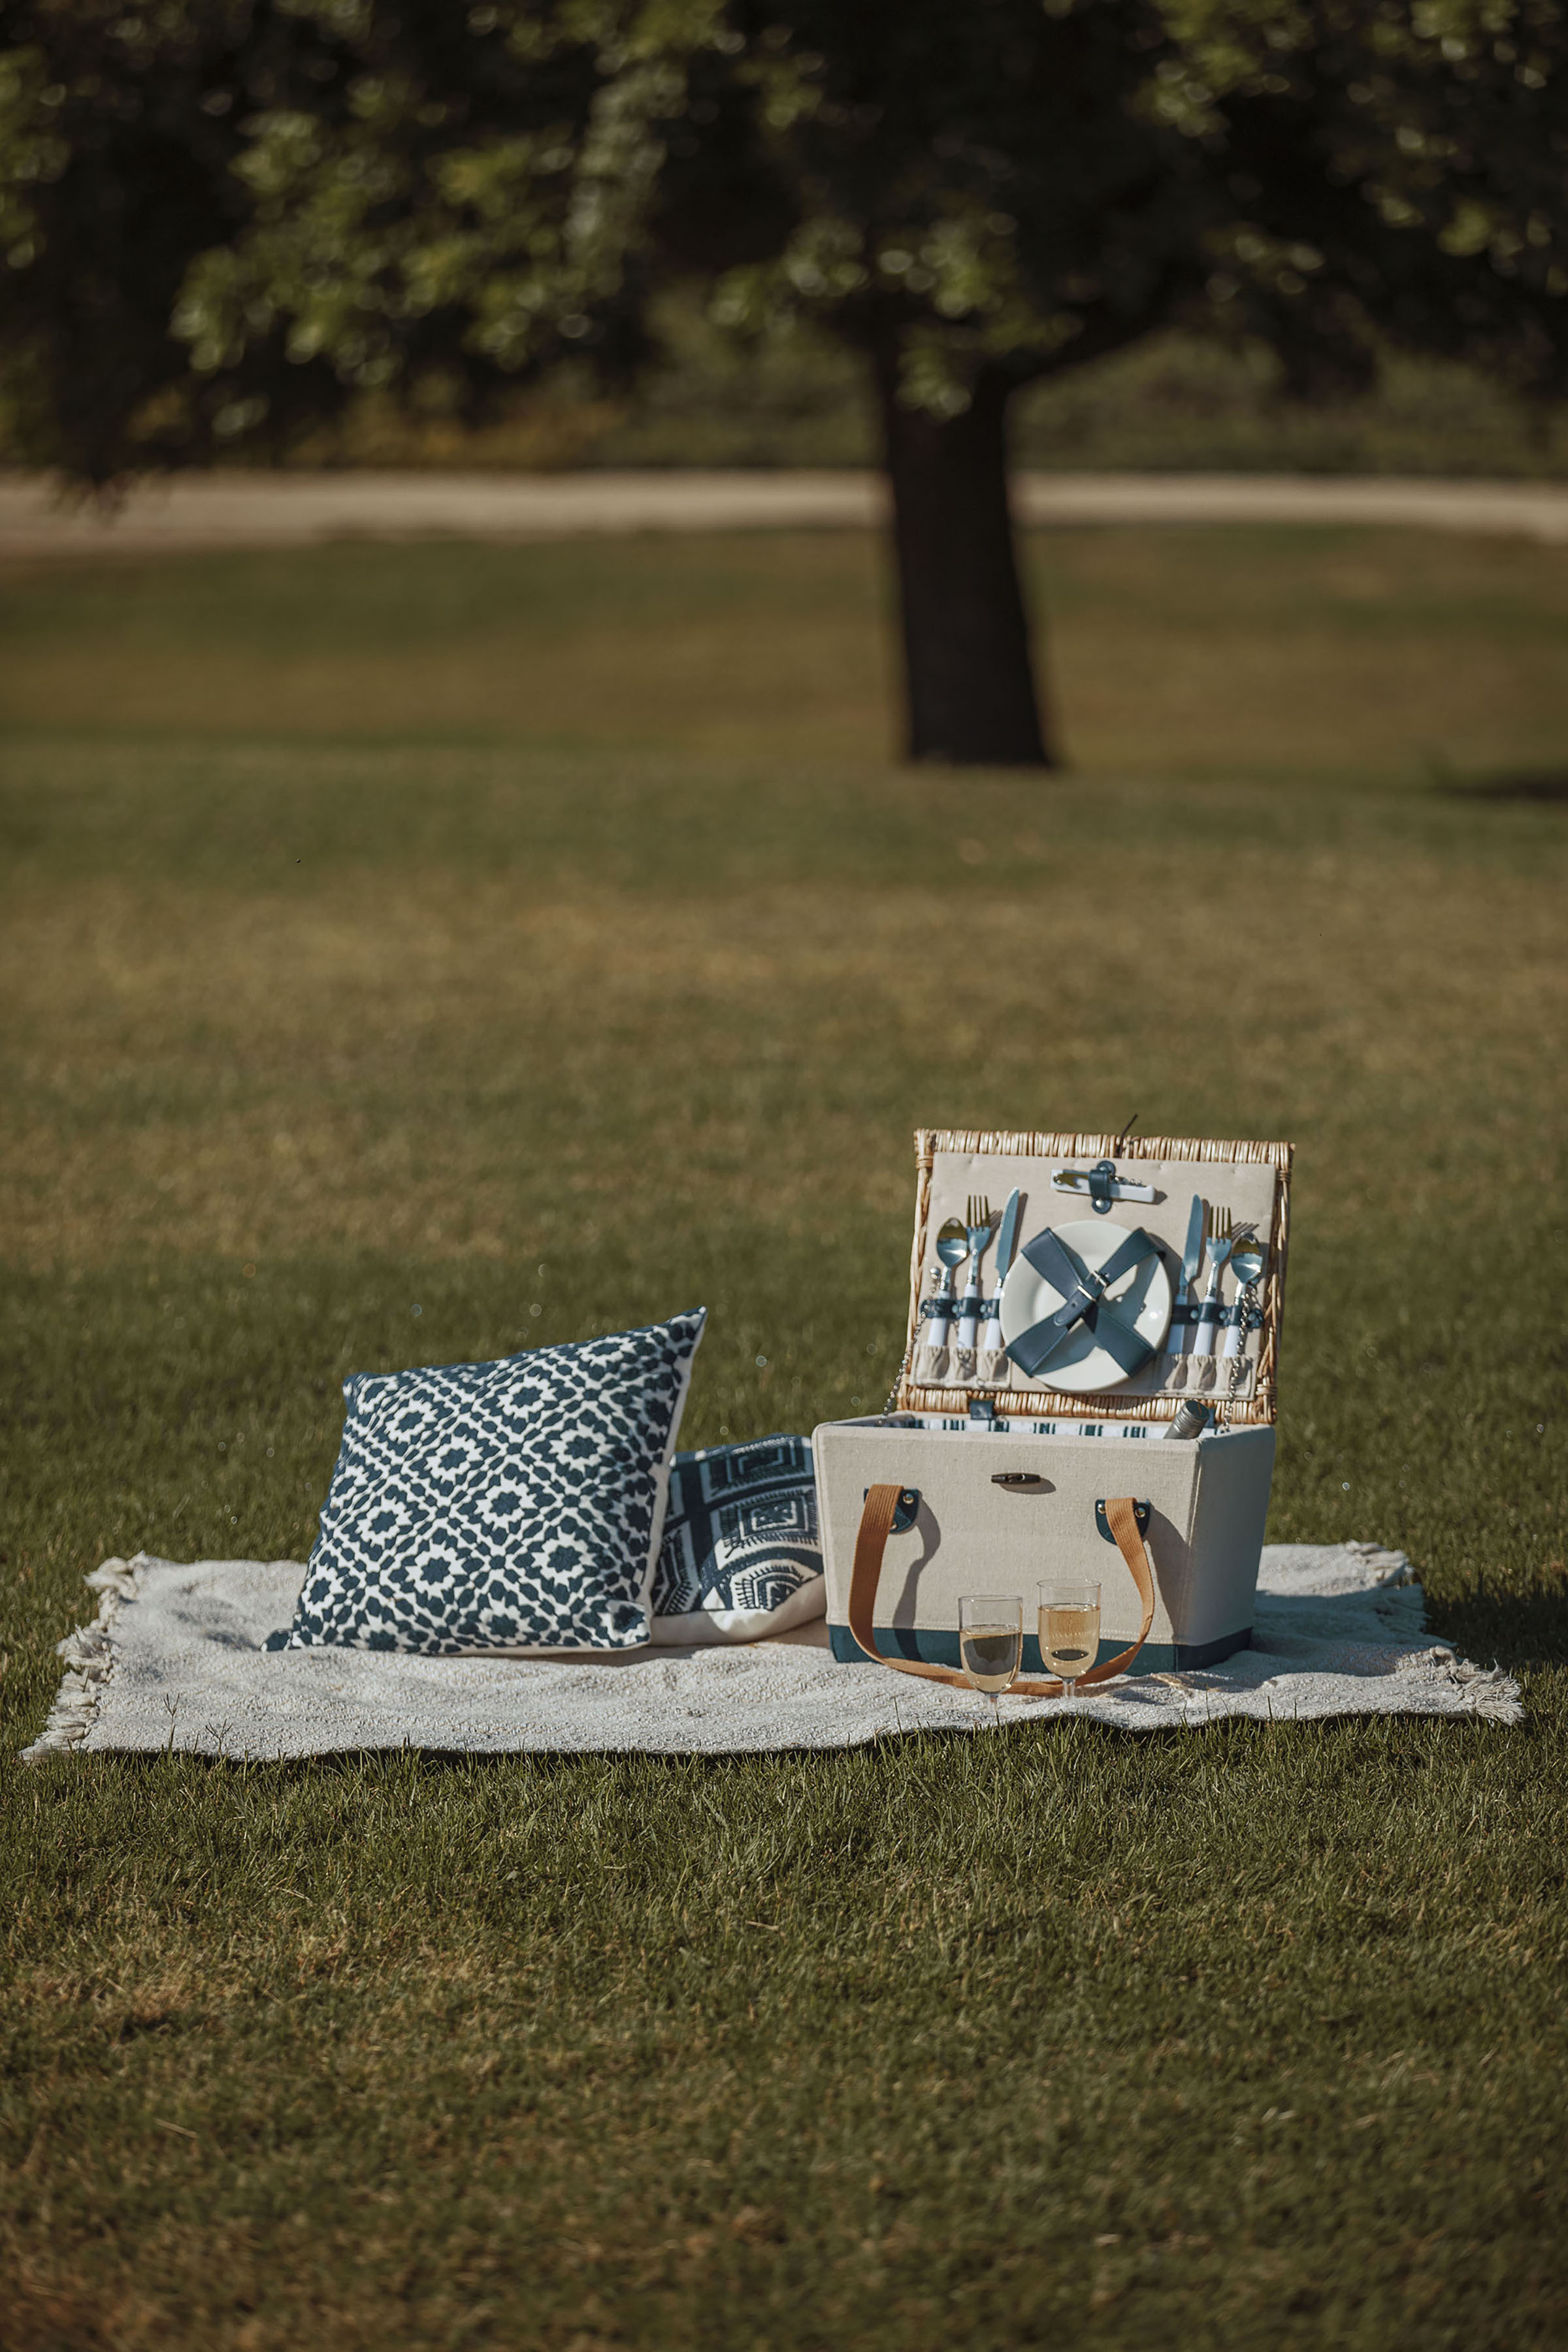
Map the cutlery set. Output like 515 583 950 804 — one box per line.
1168 1198 1265 1392
915 1178 1267 1399
915 1187 1023 1388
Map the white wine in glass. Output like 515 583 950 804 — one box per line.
1037 1579 1101 1697
959 1593 1023 1712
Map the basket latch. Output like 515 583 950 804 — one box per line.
1096 1498 1151 1541
864 1486 921 1533
991 1471 1049 1489
1085 1115 1141 1215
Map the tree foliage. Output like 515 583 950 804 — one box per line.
3 0 1565 483
4 2 1566 759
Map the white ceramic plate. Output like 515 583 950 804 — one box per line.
998 1217 1173 1395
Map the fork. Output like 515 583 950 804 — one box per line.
954 1194 994 1356
1192 1208 1256 1364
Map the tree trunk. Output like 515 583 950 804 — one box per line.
874 350 1054 767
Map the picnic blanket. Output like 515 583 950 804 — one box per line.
22 1543 1520 1761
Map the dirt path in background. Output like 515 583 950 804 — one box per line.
5 466 1568 557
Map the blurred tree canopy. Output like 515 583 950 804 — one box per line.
3 1 1565 764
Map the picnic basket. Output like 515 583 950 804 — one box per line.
812 1128 1292 1688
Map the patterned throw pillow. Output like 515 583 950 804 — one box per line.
273 1310 706 1654
649 1433 823 1645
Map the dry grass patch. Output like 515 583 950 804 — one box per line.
4 525 1568 779
1 836 1563 1269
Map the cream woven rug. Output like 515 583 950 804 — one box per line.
23 1543 1520 1761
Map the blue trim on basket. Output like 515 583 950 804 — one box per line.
826 1625 1252 1673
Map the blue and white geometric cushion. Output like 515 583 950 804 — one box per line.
272 1309 706 1654
649 1433 824 1645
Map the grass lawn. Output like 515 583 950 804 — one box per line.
1 523 1566 2351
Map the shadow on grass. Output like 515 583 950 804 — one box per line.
1426 1588 1568 1674
1441 764 1568 804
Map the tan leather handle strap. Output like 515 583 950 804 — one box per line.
847 1484 1156 1699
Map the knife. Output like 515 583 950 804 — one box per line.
1173 1191 1205 1364
980 1186 1021 1363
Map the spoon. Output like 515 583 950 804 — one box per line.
926 1216 969 1350
934 1215 968 1279
1222 1237 1267 1359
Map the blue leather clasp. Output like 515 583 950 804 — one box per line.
1087 1158 1116 1213
864 1486 921 1532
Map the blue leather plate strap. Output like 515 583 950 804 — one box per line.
1005 1225 1162 1380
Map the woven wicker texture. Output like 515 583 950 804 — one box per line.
898 1129 1292 1426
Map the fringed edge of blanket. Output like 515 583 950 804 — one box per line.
1410 1650 1526 1723
1312 1544 1523 1722
1344 1539 1417 1585
20 1555 145 1762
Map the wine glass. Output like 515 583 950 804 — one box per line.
959 1593 1023 1717
1037 1578 1101 1700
